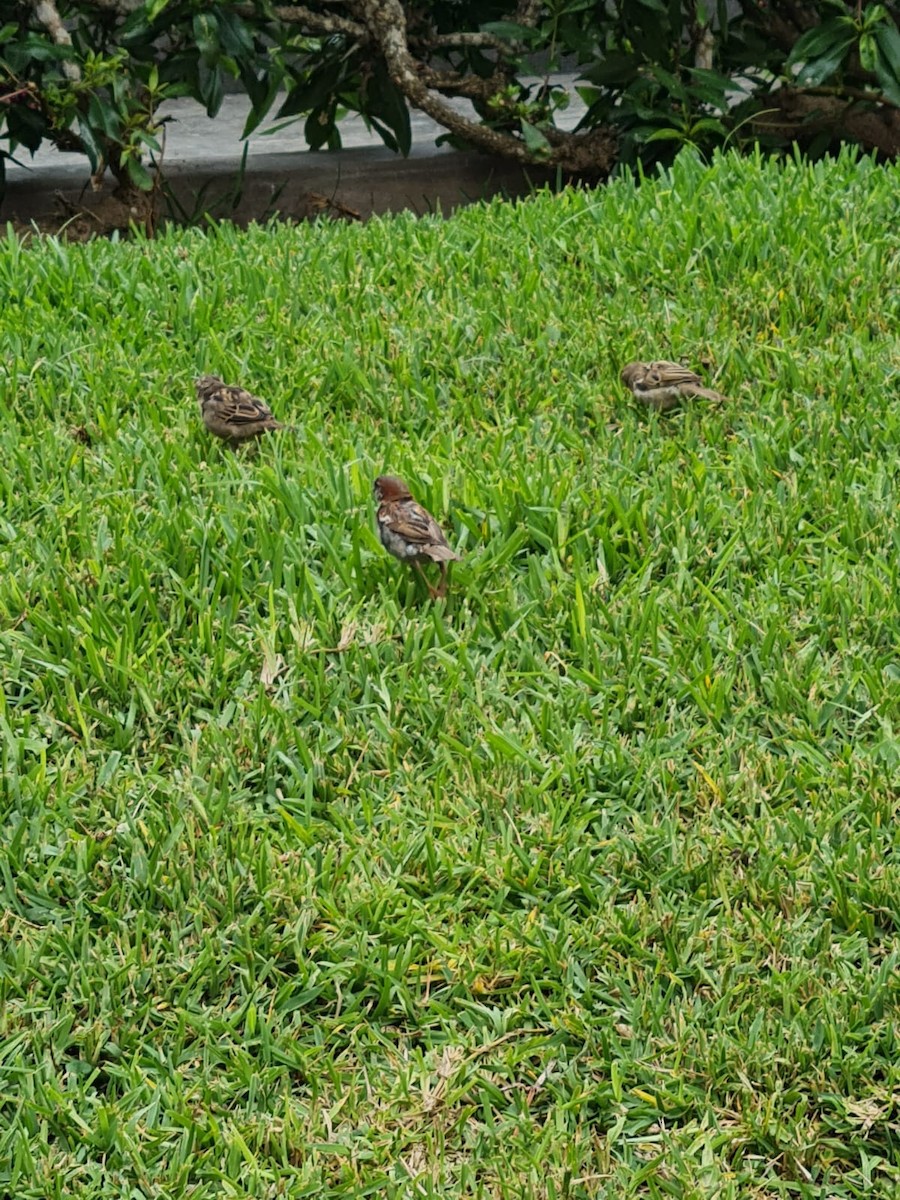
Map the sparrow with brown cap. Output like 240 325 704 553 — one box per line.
373 475 461 599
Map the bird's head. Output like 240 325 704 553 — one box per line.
373 475 413 503
195 374 223 399
619 362 645 388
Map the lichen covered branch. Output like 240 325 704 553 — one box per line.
32 0 81 81
358 0 615 172
235 2 367 39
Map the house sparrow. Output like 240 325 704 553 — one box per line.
195 374 289 442
621 361 729 410
373 475 461 599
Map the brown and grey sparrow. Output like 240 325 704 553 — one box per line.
621 361 729 411
196 374 291 442
374 475 461 599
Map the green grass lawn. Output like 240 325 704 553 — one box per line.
1 146 899 1198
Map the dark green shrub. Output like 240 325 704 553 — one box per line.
2 0 898 196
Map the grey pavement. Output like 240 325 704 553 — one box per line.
5 93 457 180
6 74 586 176
2 76 587 224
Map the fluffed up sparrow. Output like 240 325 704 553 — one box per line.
621 360 729 411
196 374 292 442
374 475 461 599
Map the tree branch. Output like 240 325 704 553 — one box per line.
357 0 614 173
420 31 510 51
32 0 81 80
417 65 511 102
234 2 367 39
87 0 144 10
515 0 543 25
752 85 900 155
357 0 532 159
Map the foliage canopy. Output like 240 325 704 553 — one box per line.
2 0 899 196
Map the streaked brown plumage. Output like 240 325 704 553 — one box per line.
374 475 460 599
195 374 287 442
621 360 729 411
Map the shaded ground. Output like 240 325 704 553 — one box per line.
5 149 558 241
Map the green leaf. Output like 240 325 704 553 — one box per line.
873 65 900 105
145 0 170 19
520 120 551 154
649 65 687 99
685 67 733 107
76 113 106 169
690 117 728 136
124 154 154 190
367 117 399 154
192 12 219 62
215 9 256 59
6 104 48 153
859 32 878 73
873 26 900 104
88 93 122 141
278 61 344 119
305 104 336 151
874 21 900 77
644 127 689 143
364 60 411 157
238 65 267 112
796 46 855 86
786 18 856 68
111 71 128 109
861 4 889 31
626 121 679 141
5 34 73 68
197 60 224 116
157 80 193 100
580 54 640 87
240 71 282 138
217 54 240 81
134 128 162 153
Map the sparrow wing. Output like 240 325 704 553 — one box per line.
214 384 278 427
644 361 704 389
382 500 459 560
